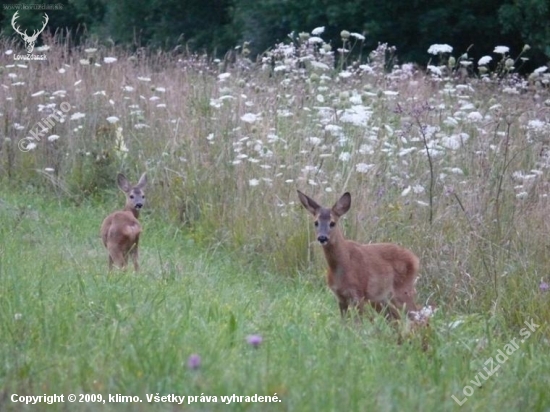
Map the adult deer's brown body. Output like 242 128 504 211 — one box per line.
297 191 419 319
101 173 147 271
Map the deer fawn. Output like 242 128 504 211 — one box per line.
297 190 420 320
101 173 147 271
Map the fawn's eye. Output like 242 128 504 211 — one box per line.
130 195 134 199
329 222 336 227
142 195 145 198
314 221 319 227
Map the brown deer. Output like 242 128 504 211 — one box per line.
297 190 420 320
101 173 147 271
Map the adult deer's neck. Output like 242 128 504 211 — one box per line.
124 205 140 219
322 228 348 274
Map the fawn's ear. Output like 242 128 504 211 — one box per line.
332 192 351 217
136 172 147 189
117 174 131 193
297 190 320 216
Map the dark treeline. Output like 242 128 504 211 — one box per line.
1 0 549 68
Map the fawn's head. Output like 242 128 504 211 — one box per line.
297 191 351 245
118 172 147 213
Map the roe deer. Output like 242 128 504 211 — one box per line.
101 173 147 271
297 190 419 320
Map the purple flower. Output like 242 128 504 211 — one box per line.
187 354 201 370
540 282 549 292
246 334 263 348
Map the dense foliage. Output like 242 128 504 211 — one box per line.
0 0 549 67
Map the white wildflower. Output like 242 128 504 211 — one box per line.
249 178 260 187
311 26 325 35
427 65 442 76
427 44 453 55
340 105 371 126
493 46 510 54
359 64 374 73
70 112 86 121
241 113 259 123
106 116 119 124
310 61 329 70
104 57 117 64
478 56 492 66
338 152 351 162
516 192 528 199
527 120 547 130
467 111 483 122
441 133 469 149
398 148 416 157
356 163 374 173
308 37 324 44
47 134 59 142
412 185 425 194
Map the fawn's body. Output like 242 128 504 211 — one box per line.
298 190 419 319
101 173 147 271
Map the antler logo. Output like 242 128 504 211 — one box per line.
11 11 49 54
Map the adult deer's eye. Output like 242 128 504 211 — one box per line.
314 221 319 227
130 195 134 199
329 222 336 227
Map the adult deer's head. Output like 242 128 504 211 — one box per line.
11 12 49 54
297 191 351 246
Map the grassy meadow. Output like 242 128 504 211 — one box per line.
1 31 550 411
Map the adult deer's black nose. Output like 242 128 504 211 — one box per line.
317 235 328 244
135 203 143 209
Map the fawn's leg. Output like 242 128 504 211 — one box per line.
108 244 127 270
131 247 139 271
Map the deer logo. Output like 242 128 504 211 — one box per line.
11 11 49 54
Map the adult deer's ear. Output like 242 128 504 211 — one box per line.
332 192 351 217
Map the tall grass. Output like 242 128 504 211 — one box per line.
0 190 549 411
1 31 550 324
